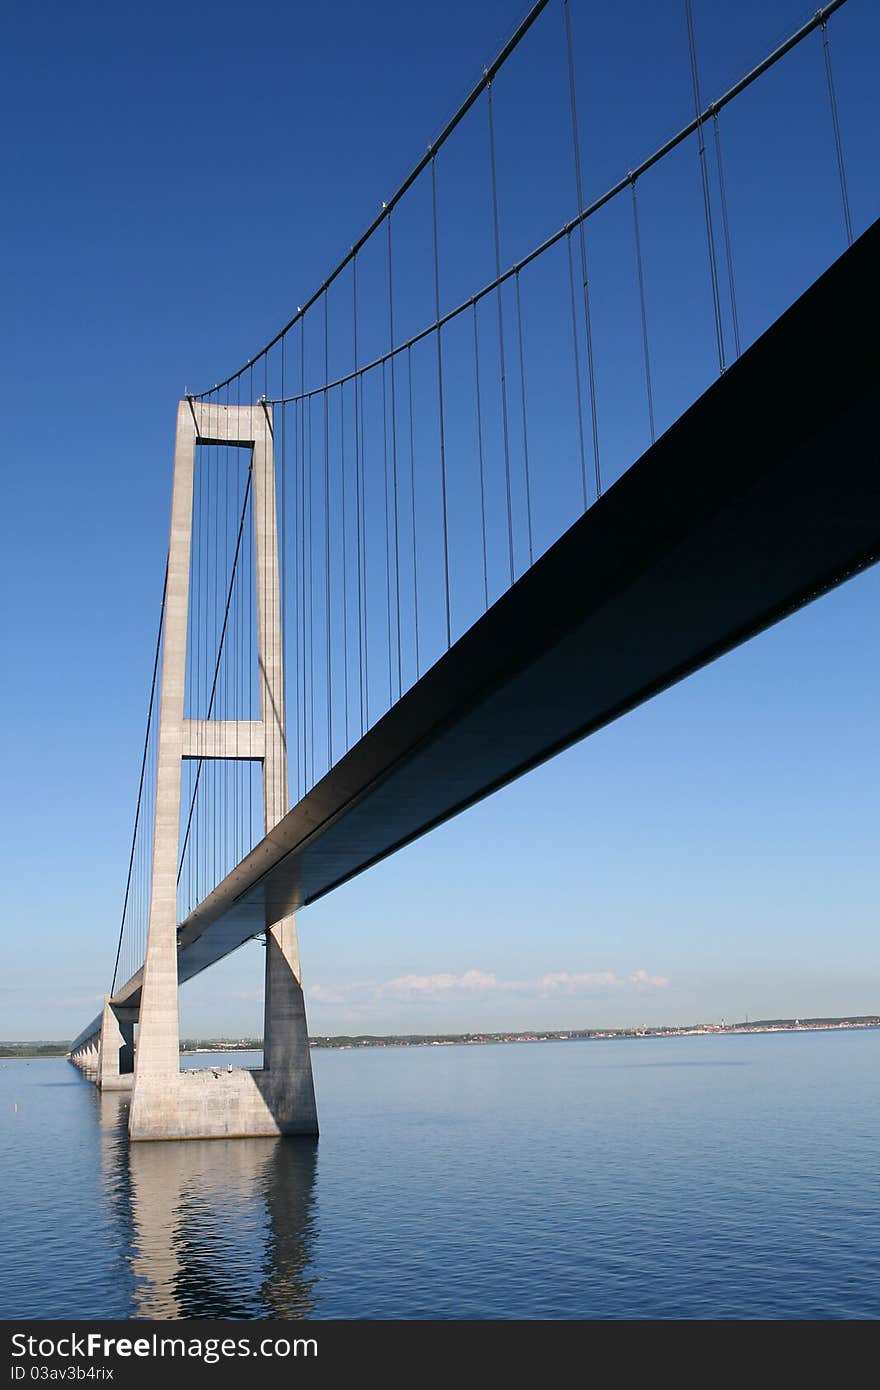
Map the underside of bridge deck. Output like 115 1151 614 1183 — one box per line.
90 216 878 1011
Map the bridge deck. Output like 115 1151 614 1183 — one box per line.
105 219 878 1022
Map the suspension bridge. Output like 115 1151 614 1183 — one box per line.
68 0 879 1139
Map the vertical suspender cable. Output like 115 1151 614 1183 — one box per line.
281 335 291 795
308 387 315 788
630 177 656 443
353 257 366 737
195 411 203 896
360 370 369 728
712 114 741 361
231 390 237 855
293 393 302 801
685 0 726 374
213 438 219 890
472 303 489 610
431 156 452 648
324 293 332 769
207 429 212 892
487 82 515 584
565 231 588 511
206 414 212 891
382 361 393 705
341 385 349 750
263 385 277 819
821 18 853 248
387 213 402 698
249 363 254 840
407 344 421 674
222 391 229 867
563 0 601 499
305 381 311 788
300 323 307 791
514 269 533 565
195 405 202 742
236 376 242 862
216 422 221 878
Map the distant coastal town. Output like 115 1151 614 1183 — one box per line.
301 1015 880 1050
3 1016 879 1059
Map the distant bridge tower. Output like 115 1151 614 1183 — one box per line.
129 400 317 1141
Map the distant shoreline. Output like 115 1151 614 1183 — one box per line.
304 1018 880 1051
3 1016 878 1059
230 1017 880 1051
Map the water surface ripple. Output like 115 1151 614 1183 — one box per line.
1 1031 877 1319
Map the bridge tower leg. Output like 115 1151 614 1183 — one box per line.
129 400 317 1141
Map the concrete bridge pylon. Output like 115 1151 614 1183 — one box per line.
128 399 318 1141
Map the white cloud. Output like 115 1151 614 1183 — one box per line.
308 966 669 1008
628 969 670 991
534 971 620 995
377 969 499 998
310 983 356 1006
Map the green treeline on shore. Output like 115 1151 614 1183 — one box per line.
0 1042 72 1058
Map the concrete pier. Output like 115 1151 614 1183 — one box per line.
126 401 317 1141
69 1027 105 1078
98 997 136 1091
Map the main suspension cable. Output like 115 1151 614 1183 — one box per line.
263 2 850 412
193 0 554 400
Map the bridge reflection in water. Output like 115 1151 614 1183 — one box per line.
98 1090 318 1318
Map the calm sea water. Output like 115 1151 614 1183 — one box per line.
1 1030 878 1320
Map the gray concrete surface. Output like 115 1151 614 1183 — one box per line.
129 401 316 1140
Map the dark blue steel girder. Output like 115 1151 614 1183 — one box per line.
113 218 880 1010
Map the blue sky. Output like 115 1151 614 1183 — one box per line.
1 0 877 1039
